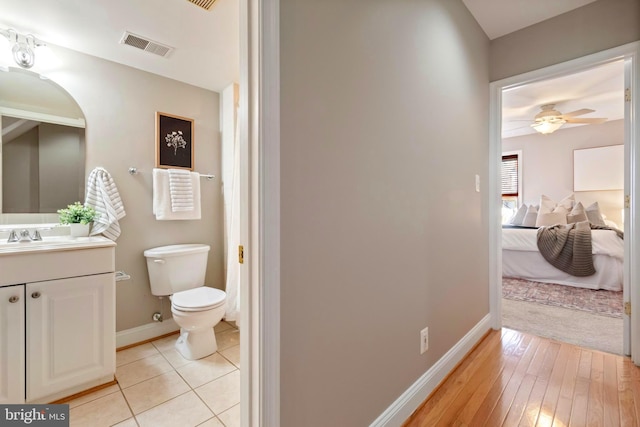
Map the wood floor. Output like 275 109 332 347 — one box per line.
404 328 640 427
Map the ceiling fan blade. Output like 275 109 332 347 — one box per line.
565 117 607 124
560 108 595 118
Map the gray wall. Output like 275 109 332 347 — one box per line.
39 46 224 332
2 127 39 212
503 120 625 226
38 123 83 213
490 0 640 81
2 122 84 213
280 0 490 425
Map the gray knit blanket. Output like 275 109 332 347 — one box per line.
536 221 596 277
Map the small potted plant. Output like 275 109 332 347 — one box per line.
58 202 98 237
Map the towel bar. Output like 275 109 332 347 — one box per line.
128 167 215 180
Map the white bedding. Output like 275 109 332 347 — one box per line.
502 227 624 291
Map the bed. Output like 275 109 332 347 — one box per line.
502 226 624 291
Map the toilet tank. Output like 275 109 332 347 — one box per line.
144 244 210 296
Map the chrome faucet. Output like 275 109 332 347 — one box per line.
7 230 19 242
7 229 42 243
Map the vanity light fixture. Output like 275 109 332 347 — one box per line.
0 28 46 69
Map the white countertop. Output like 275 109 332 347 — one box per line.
0 236 116 255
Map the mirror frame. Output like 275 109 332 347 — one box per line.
0 67 86 225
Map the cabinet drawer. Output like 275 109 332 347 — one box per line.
0 247 114 286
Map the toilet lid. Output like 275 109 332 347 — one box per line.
171 287 226 311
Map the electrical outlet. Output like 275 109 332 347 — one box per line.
420 327 429 354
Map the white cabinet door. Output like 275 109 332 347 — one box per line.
26 273 115 402
0 285 25 404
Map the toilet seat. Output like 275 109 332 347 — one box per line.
171 287 226 312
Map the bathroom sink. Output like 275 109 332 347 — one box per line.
0 235 116 286
0 236 115 255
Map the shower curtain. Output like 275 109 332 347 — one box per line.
224 107 240 324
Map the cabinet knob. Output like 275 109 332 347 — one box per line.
8 296 19 303
31 291 41 299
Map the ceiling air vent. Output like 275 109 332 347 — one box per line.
120 32 173 58
186 0 216 11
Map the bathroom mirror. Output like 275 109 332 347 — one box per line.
0 67 86 222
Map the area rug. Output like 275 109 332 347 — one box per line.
502 299 623 355
502 277 623 319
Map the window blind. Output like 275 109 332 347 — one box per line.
502 154 518 197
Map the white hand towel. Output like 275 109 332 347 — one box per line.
168 169 194 212
153 168 201 220
85 167 126 240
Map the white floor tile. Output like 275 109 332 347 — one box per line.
69 391 132 427
151 334 180 353
68 331 241 425
220 345 240 368
135 391 213 427
112 418 138 427
161 347 194 370
216 329 240 352
198 417 225 426
177 353 236 389
67 384 120 409
122 371 191 415
116 353 174 388
117 343 160 367
217 404 241 427
195 370 241 415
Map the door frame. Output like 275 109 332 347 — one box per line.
241 0 281 425
488 41 640 362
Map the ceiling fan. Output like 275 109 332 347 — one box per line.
531 104 607 134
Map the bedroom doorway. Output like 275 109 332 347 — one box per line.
488 41 640 361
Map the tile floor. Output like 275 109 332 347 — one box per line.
65 322 240 427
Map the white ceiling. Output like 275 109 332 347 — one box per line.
502 60 625 138
0 0 239 93
462 0 597 40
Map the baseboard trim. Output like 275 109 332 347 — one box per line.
369 314 492 427
116 319 180 348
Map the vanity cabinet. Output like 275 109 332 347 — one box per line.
0 237 116 404
0 285 25 404
27 273 115 402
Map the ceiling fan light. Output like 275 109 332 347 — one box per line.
532 119 566 135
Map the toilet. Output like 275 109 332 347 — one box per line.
144 244 227 360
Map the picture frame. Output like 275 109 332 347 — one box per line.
573 145 623 191
156 112 194 170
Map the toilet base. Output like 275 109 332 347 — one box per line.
175 327 218 360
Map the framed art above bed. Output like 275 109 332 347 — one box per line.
573 145 624 191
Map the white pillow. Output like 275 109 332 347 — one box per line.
536 212 568 227
538 193 575 214
567 202 588 224
558 193 576 210
509 205 527 226
585 202 606 226
536 194 573 226
522 205 538 227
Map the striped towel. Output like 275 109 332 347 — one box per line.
168 169 194 212
85 167 126 240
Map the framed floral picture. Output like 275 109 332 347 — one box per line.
156 112 194 170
